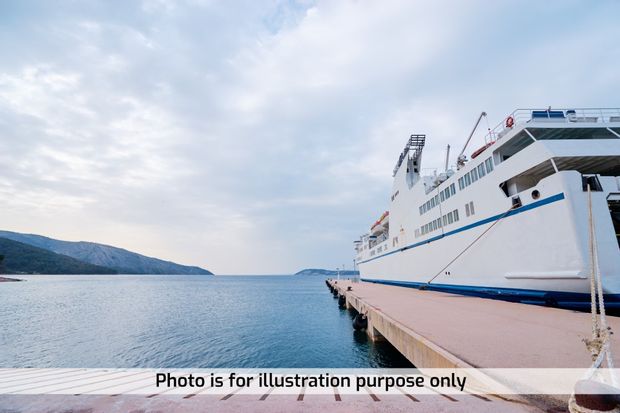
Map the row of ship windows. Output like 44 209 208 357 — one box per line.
370 242 388 257
458 157 494 191
415 209 460 238
368 202 477 256
419 183 456 215
419 157 495 216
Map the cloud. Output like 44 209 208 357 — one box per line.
0 0 618 273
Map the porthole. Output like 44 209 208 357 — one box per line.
532 190 540 200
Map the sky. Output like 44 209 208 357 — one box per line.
0 0 618 274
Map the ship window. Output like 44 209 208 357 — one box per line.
465 203 470 217
432 220 437 230
458 178 464 190
435 195 439 204
485 157 494 172
528 127 619 140
465 173 471 186
442 215 447 226
477 163 486 178
469 201 475 215
440 191 445 202
448 212 454 224
437 218 442 228
471 168 479 182
450 183 456 196
454 209 459 221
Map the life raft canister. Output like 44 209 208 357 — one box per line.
505 116 515 128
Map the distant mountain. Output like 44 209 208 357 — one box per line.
0 231 212 275
0 237 117 275
295 268 360 276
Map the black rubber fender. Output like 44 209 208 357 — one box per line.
352 313 368 330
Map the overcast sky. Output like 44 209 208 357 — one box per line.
1 0 618 274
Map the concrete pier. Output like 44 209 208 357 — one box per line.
328 278 620 409
328 279 620 369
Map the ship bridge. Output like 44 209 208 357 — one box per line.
480 108 620 249
480 108 620 182
483 108 620 153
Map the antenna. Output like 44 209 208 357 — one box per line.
457 112 487 169
444 144 451 172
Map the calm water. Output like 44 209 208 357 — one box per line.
0 275 412 368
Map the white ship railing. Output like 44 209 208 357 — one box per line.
484 108 620 143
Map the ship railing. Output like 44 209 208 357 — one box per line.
484 108 620 144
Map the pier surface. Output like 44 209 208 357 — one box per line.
329 279 620 410
329 279 620 369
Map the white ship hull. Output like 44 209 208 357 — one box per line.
355 109 620 308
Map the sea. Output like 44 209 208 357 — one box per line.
0 275 412 368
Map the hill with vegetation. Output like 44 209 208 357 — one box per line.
0 230 212 275
0 237 118 274
295 268 360 276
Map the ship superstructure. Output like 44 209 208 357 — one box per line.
354 108 620 308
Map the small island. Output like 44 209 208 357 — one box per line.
0 276 24 282
295 268 360 276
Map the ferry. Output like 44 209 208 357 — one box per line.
354 108 620 309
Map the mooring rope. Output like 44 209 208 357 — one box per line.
421 203 516 288
568 184 618 413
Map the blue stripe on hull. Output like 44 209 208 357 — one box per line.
361 278 620 310
359 192 566 265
